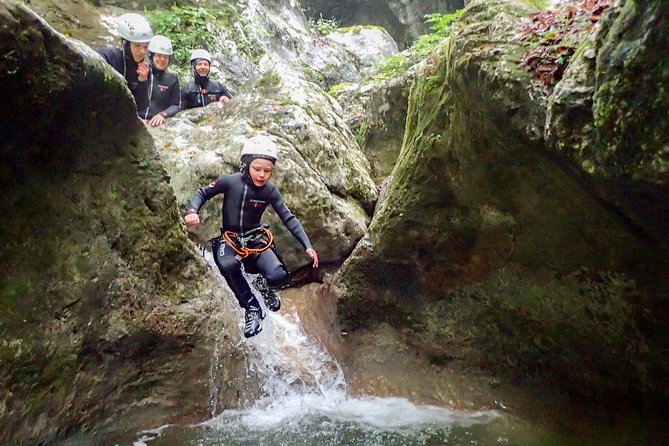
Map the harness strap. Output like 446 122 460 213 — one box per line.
222 226 274 258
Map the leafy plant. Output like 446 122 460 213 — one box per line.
412 10 463 59
309 14 340 35
146 3 262 70
146 6 218 67
373 9 463 81
514 0 613 89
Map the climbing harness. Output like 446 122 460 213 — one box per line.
222 224 274 258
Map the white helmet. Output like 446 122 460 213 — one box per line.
148 35 173 55
241 135 279 164
190 48 212 64
117 13 153 43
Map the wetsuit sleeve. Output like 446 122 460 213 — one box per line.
270 188 312 250
162 76 181 117
222 85 232 99
186 175 229 213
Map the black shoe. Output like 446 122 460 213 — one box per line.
244 306 264 338
253 276 281 312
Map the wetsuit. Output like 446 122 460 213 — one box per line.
140 67 180 120
97 47 150 115
186 173 312 308
180 77 232 110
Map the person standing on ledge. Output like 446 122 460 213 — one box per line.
180 49 232 110
183 134 319 338
141 35 180 126
97 13 153 116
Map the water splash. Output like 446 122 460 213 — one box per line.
141 248 501 446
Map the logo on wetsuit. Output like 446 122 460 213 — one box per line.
250 198 266 208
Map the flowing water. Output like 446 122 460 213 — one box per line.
120 254 667 446
121 305 667 446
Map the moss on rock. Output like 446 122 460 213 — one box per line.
592 0 669 184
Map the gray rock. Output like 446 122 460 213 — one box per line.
150 60 378 271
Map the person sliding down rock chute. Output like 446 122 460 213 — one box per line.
183 135 319 338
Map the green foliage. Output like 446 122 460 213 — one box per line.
373 9 463 81
374 54 414 81
257 69 282 93
412 10 463 59
309 14 340 35
146 3 263 70
146 6 217 67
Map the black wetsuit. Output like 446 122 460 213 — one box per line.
141 67 180 120
187 172 312 308
97 47 150 115
180 77 232 110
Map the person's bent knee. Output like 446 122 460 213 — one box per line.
265 267 288 288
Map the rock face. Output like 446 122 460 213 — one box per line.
333 68 416 181
149 60 378 274
547 0 669 243
0 2 255 444
326 25 399 76
335 0 669 407
18 0 118 48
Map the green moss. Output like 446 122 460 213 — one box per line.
257 69 282 92
300 64 326 88
337 25 387 34
40 353 77 389
591 0 668 182
326 82 352 96
418 267 663 402
525 0 550 8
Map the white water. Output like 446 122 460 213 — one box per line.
206 307 497 432
129 251 499 445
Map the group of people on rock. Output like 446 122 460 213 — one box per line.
97 13 319 339
97 13 232 127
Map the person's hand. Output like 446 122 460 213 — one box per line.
137 61 150 81
147 113 166 127
218 95 230 104
305 248 319 268
184 213 200 225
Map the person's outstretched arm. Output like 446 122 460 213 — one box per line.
270 188 319 268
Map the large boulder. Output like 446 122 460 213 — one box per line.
332 65 416 181
326 25 399 77
547 0 669 244
334 0 669 407
0 2 254 444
